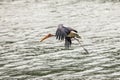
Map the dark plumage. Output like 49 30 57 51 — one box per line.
55 24 78 48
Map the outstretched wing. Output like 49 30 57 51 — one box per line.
55 24 69 40
55 24 77 40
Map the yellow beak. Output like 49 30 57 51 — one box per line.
40 34 54 42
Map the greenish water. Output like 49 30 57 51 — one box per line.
0 0 120 80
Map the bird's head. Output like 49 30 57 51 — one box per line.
40 34 54 42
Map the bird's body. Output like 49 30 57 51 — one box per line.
55 24 80 48
40 24 81 49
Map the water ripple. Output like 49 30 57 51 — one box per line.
0 0 120 80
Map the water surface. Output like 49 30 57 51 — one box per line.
0 0 120 80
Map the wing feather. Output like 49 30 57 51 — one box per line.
65 37 72 48
55 24 68 40
55 24 78 48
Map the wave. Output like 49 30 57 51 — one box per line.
0 0 120 3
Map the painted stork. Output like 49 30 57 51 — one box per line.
40 24 89 53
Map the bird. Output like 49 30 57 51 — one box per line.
40 24 81 49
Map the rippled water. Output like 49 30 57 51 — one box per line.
0 0 120 80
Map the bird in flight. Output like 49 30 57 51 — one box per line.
40 24 81 49
40 24 89 53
